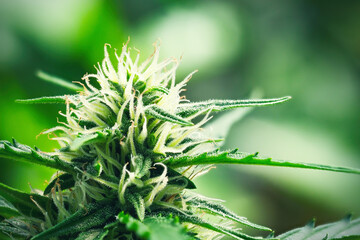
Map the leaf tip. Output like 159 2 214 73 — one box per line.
344 214 352 222
15 99 27 104
266 232 275 238
306 218 316 228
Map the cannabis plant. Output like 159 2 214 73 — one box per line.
0 42 359 240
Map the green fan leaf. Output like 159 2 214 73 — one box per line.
43 173 75 195
151 209 271 240
0 183 54 219
75 229 109 240
31 200 117 240
0 139 75 173
176 96 291 118
188 196 271 231
146 105 193 126
37 70 83 92
277 215 360 240
118 211 192 240
15 95 70 104
0 195 20 218
161 150 360 175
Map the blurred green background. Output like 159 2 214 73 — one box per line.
0 0 359 236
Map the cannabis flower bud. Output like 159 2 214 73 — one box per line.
44 42 222 215
10 41 350 240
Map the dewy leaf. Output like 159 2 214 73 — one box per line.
161 150 360 175
0 195 20 218
0 140 75 173
15 95 74 104
0 183 54 219
118 211 192 240
37 70 83 92
43 173 75 195
176 96 291 118
31 200 117 240
146 105 193 126
277 215 360 240
188 197 271 231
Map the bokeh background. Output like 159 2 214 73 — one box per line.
0 0 359 237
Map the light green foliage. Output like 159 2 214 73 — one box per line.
277 216 360 240
36 71 83 92
15 95 69 104
0 42 359 239
176 97 291 118
186 196 271 231
0 139 74 173
162 150 360 174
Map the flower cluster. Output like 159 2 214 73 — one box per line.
43 42 216 219
0 41 297 240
